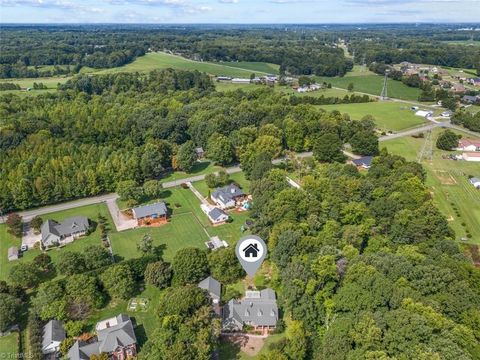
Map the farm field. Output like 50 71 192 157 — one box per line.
382 128 480 244
318 101 429 131
0 332 19 358
0 203 113 282
98 52 262 78
1 75 70 89
315 74 422 101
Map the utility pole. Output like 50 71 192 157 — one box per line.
380 69 390 100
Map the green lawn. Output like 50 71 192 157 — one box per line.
318 101 428 132
0 332 19 358
98 52 263 78
160 161 225 184
382 128 480 244
315 74 422 101
0 76 70 89
0 203 113 282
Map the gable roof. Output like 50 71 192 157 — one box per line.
42 320 66 349
67 314 136 360
198 276 221 299
352 156 373 168
41 217 90 244
223 288 278 328
132 201 167 219
458 139 480 148
208 207 228 221
212 184 244 203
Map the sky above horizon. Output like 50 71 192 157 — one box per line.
0 0 479 24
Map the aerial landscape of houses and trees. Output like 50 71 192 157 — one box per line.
0 1 480 360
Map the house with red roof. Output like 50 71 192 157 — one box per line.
457 139 480 152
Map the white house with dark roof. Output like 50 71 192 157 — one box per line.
211 184 245 209
131 201 168 226
223 288 279 333
41 216 90 248
201 204 229 225
68 314 137 360
42 320 65 355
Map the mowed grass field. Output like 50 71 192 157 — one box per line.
316 74 422 101
382 128 480 244
218 61 279 74
318 101 428 131
0 203 113 282
111 180 251 261
0 332 19 357
98 52 265 78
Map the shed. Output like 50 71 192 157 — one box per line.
7 247 18 261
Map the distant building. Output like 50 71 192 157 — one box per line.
441 110 453 117
41 216 90 248
201 204 229 225
468 77 480 86
415 110 433 118
131 201 168 226
42 320 65 355
352 156 374 169
211 184 245 209
463 152 480 162
68 314 137 360
231 78 251 84
7 247 18 261
457 139 480 152
469 177 480 189
462 95 480 104
223 289 279 333
217 76 232 81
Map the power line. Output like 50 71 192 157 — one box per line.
380 69 390 100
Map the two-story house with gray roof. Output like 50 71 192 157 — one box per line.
41 216 90 248
223 288 278 334
68 314 137 360
211 184 245 209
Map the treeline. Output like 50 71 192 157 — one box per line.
250 155 480 359
451 110 480 132
289 93 373 105
0 82 20 91
0 26 351 77
0 70 378 212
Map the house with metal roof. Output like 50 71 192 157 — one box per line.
41 216 90 248
42 320 65 355
223 289 279 333
68 314 137 360
131 201 168 226
211 184 245 209
352 156 374 169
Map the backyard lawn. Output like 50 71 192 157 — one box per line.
318 101 429 132
111 183 252 261
0 332 19 358
382 128 480 244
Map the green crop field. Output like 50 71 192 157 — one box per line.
382 128 480 244
318 101 429 131
0 203 113 282
0 332 19 358
315 74 422 101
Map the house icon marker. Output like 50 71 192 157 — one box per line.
243 243 259 258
